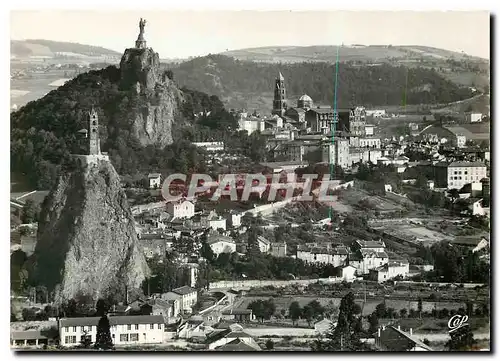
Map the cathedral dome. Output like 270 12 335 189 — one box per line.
297 94 313 109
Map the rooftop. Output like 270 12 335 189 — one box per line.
449 161 486 168
172 285 197 296
60 315 164 327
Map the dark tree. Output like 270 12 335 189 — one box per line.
265 339 274 350
288 301 302 326
368 313 379 334
311 292 370 351
94 315 114 350
446 325 476 351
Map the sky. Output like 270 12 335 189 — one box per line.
10 10 490 59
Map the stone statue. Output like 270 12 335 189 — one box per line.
139 18 146 36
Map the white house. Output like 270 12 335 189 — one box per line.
158 292 182 318
207 324 257 350
166 200 195 220
465 112 482 123
59 315 164 347
335 265 358 282
148 173 161 189
369 261 410 282
359 249 389 274
209 217 227 231
172 286 198 314
314 319 336 335
208 235 236 256
256 236 271 253
469 199 490 217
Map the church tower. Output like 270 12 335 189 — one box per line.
272 71 287 117
88 108 100 155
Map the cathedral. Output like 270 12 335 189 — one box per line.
267 71 382 169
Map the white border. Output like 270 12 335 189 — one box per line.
2 1 497 360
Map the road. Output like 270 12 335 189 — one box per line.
413 332 490 342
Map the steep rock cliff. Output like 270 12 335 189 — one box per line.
34 157 149 303
119 47 184 147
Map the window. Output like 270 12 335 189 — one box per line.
454 171 458 175
130 334 139 342
65 336 77 344
150 324 154 329
120 334 129 342
464 171 468 175
65 327 69 332
127 324 131 331
157 324 162 329
112 334 115 339
73 327 77 332
135 324 139 330
81 326 85 332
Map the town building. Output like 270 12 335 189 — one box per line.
147 173 161 189
374 325 432 351
272 72 287 117
166 199 195 220
369 260 410 282
59 315 165 347
269 242 287 257
256 236 271 253
11 329 58 348
192 142 225 152
207 234 236 256
206 324 260 350
447 161 487 189
465 112 482 123
172 286 198 314
334 265 358 282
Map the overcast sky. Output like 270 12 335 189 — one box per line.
10 10 490 59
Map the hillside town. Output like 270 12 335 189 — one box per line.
10 14 490 353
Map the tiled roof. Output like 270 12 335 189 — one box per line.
172 286 197 296
60 315 164 327
449 161 486 168
216 338 261 351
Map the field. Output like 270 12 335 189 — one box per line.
235 295 469 317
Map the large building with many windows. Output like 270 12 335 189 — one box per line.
59 315 165 347
447 161 487 189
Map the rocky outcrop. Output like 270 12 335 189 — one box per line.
34 157 149 303
119 47 184 147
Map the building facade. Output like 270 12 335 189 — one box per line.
59 315 164 347
447 161 487 189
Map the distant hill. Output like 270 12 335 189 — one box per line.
11 39 121 58
170 54 475 112
221 45 488 64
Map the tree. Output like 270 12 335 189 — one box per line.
94 315 114 350
248 299 275 323
80 330 93 349
418 298 423 319
288 301 302 326
21 199 40 224
368 313 379 334
399 308 408 318
446 325 476 351
265 339 274 350
311 292 370 351
22 308 37 321
302 305 315 327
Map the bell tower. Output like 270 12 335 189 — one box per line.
272 71 287 117
89 108 100 155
